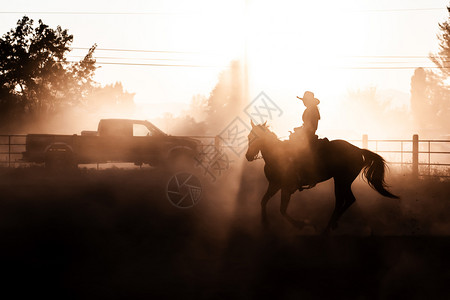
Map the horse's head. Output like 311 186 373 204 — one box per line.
246 120 272 161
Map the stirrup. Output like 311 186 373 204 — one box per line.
302 183 316 189
297 179 315 191
297 177 317 190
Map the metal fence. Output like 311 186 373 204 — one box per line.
0 135 27 168
351 134 450 178
1 134 449 177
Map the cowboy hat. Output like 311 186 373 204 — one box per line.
297 91 320 106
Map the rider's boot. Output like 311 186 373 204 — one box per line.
297 172 318 190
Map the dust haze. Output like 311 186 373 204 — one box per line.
0 160 449 298
1 12 450 299
1 55 449 300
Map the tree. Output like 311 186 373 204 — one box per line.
188 93 208 122
430 6 450 79
411 6 450 136
205 60 245 133
0 16 97 130
410 67 449 135
410 68 429 129
85 82 135 115
343 87 387 137
340 87 411 138
155 60 245 136
430 5 450 132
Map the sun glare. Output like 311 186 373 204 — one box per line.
241 1 393 138
246 1 367 92
162 1 245 65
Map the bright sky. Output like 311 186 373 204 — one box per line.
0 0 448 124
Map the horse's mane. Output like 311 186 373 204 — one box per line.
257 124 278 139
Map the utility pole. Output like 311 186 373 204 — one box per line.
243 0 250 104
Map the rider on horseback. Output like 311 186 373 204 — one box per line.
290 91 321 190
298 91 320 140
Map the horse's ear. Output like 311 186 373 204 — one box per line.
250 119 255 128
263 121 267 126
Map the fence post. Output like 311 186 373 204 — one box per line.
362 134 368 149
412 134 419 178
8 135 11 168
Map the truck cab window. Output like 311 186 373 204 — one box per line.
133 124 152 136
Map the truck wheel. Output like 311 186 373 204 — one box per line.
168 150 195 171
45 149 77 171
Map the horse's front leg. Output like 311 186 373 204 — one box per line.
261 182 280 227
280 188 307 229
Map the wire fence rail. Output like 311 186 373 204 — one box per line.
350 134 450 178
0 135 27 168
1 134 449 178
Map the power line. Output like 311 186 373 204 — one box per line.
65 60 447 69
0 11 195 15
68 55 187 61
68 57 447 64
339 60 450 64
73 47 439 58
69 52 447 62
65 49 449 69
72 47 197 54
0 8 446 15
333 66 447 70
355 7 446 12
339 55 433 58
67 60 223 68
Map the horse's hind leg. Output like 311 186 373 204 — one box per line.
324 180 356 234
280 188 307 229
261 182 280 226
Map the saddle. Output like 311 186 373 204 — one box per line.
288 127 329 190
288 127 329 153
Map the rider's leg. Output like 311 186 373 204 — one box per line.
296 154 318 189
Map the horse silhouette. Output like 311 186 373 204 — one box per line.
245 121 398 234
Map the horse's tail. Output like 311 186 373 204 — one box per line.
361 149 399 199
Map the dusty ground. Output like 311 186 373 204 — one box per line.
0 164 449 299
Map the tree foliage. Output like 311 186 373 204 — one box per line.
204 60 245 133
430 6 450 78
0 16 97 130
158 60 245 136
411 6 450 136
86 82 135 115
410 67 449 135
342 87 410 138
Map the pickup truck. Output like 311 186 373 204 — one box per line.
22 119 202 169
